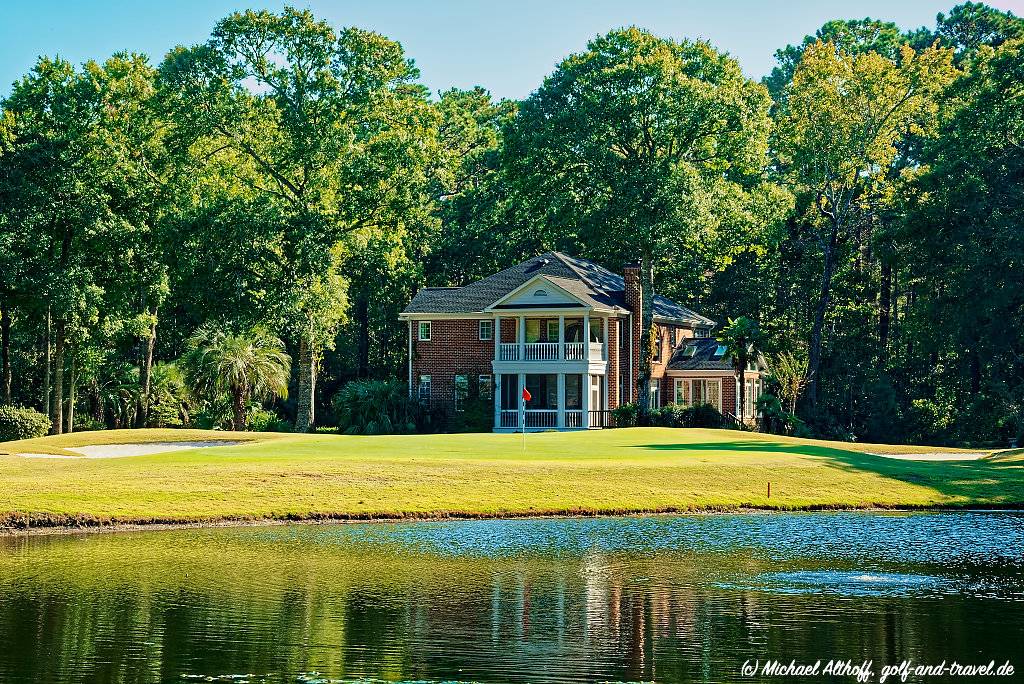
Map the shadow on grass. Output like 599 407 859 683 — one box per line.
635 440 1024 505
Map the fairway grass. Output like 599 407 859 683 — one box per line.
0 428 1020 532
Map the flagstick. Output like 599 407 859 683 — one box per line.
521 394 526 455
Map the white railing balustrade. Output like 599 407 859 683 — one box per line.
564 342 586 360
524 410 557 428
498 343 520 361
565 410 583 428
525 343 559 360
500 410 519 428
495 341 606 362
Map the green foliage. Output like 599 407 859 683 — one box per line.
445 398 493 434
0 406 51 441
246 407 293 433
611 402 639 428
182 325 291 431
650 403 729 429
332 379 420 435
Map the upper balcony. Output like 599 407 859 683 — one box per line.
492 315 608 366
497 341 605 361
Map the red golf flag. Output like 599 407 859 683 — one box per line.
522 387 532 402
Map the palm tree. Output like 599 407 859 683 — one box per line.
147 362 193 427
718 317 763 424
183 325 291 431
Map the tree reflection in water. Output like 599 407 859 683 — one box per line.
1 513 1023 683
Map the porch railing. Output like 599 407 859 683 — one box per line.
496 341 604 362
565 409 583 428
588 409 614 428
499 409 563 429
524 342 559 361
498 343 520 361
524 410 557 428
564 342 586 360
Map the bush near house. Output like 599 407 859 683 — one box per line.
613 402 729 429
332 379 421 435
0 406 51 441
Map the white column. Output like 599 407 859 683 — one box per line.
558 315 565 360
735 376 741 419
518 315 526 360
602 316 609 361
494 373 502 429
518 372 526 429
556 373 565 429
494 315 501 360
581 373 590 428
582 315 591 358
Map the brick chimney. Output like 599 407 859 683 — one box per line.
623 262 643 403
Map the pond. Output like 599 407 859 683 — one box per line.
1 512 1023 683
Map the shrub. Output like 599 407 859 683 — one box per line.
0 406 51 441
247 407 292 433
615 401 727 429
611 402 639 427
446 398 493 433
685 403 727 428
332 379 420 435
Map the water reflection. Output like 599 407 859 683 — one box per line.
1 512 1023 683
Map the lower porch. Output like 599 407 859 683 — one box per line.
493 372 611 431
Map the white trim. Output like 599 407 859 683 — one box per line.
485 275 586 311
417 321 431 341
478 319 494 340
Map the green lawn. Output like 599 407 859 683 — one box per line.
1 428 1021 530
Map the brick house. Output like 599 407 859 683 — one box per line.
399 252 764 431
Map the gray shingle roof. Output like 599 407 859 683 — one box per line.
666 336 734 371
403 251 715 327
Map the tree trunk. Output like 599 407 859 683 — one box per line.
806 227 839 410
52 319 65 435
878 260 892 362
90 379 104 424
636 258 656 424
137 307 158 427
66 356 76 434
356 295 370 379
232 385 246 432
43 308 51 421
295 338 315 432
1 300 11 405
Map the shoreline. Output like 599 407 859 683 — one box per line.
4 502 1023 538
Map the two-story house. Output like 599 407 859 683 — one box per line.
399 252 763 431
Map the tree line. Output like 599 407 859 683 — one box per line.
1 3 1021 445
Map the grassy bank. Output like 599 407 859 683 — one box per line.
1 428 1020 531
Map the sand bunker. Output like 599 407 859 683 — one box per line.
870 452 985 461
19 441 245 459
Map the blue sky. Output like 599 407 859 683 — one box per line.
2 0 1022 100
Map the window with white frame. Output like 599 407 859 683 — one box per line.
478 319 493 340
744 377 760 417
674 378 687 404
479 374 493 400
649 381 660 409
418 321 431 341
694 328 710 338
454 375 468 411
418 375 431 403
685 378 722 411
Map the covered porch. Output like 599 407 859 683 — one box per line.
494 372 610 431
